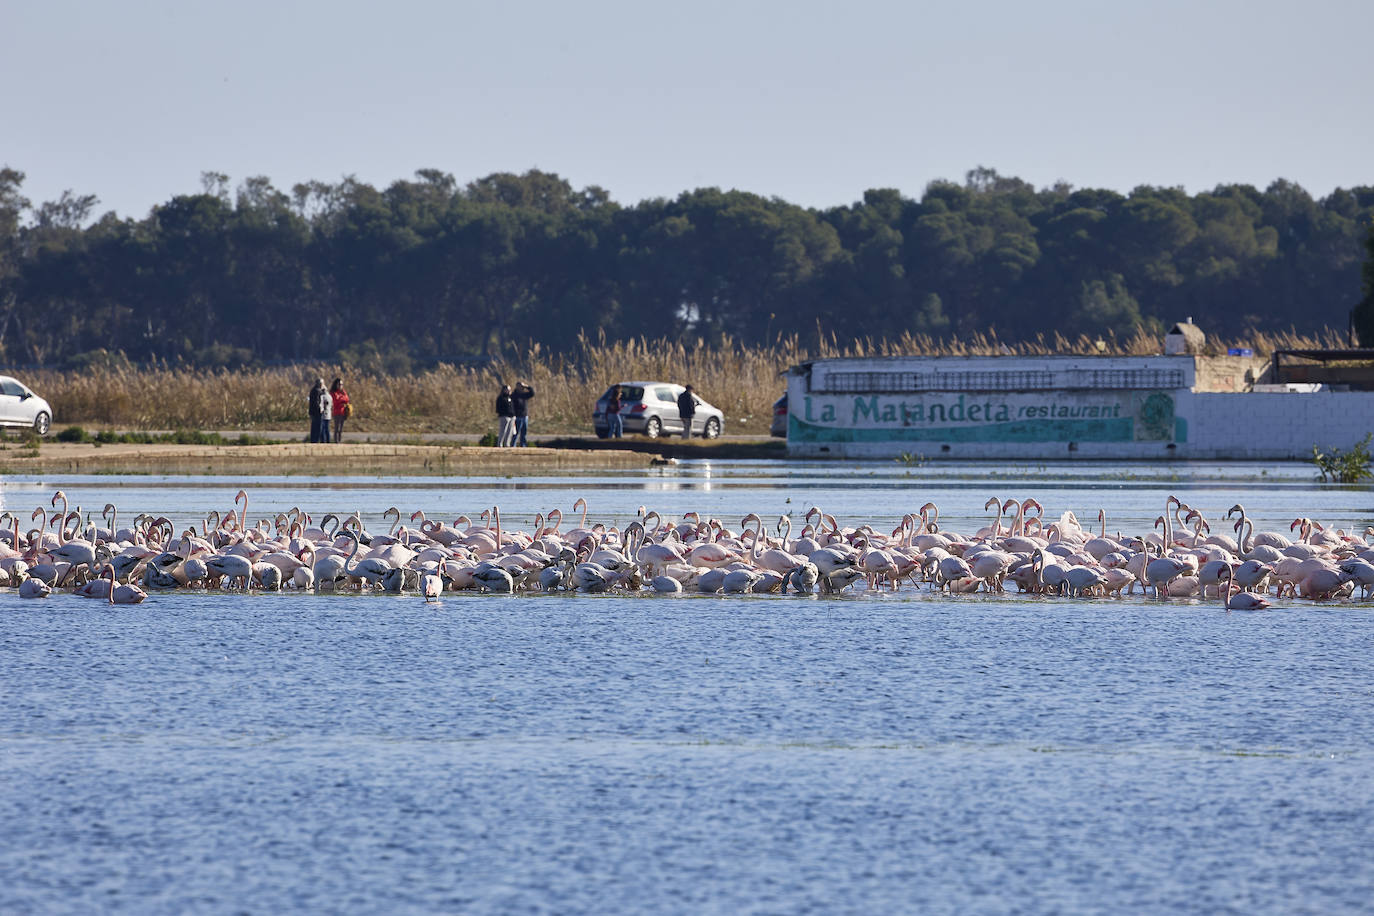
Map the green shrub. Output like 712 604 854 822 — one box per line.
478 431 499 447
165 429 225 445
1313 433 1373 483
56 426 90 443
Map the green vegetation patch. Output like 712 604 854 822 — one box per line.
56 426 280 446
1312 432 1373 483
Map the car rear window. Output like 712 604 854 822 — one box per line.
602 385 645 401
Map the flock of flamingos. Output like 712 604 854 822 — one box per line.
2 489 1373 611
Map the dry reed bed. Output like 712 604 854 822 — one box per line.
28 329 1347 435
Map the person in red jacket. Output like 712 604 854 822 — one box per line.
330 377 351 443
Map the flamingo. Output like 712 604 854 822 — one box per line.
1296 564 1350 600
1220 566 1270 611
381 566 419 592
819 567 864 593
740 513 803 575
50 538 99 586
342 531 392 587
650 574 683 593
1197 559 1234 597
206 553 254 590
313 550 347 590
1337 558 1374 598
787 562 820 594
967 549 1014 592
421 567 444 601
687 540 738 568
1228 504 1292 550
1063 565 1107 597
292 565 317 590
106 566 148 605
722 569 763 593
934 554 974 591
233 489 249 533
1034 548 1070 595
565 497 597 544
472 562 515 592
539 550 576 590
253 561 284 591
972 497 1002 540
19 577 50 598
1142 533 1190 599
49 491 69 541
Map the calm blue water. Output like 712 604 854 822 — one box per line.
3 462 1374 913
4 457 1373 537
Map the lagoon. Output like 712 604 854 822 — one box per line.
2 460 1373 913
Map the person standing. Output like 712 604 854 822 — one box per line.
317 378 332 444
330 377 351 444
606 385 624 438
308 377 326 443
511 381 535 447
677 384 698 439
495 384 516 447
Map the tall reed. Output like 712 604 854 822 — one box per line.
24 328 1347 435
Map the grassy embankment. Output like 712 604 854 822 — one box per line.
22 328 1345 438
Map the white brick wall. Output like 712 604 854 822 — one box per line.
1181 393 1374 460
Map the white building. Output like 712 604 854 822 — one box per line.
784 354 1374 460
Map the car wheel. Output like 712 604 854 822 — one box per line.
703 417 721 439
595 426 609 439
644 417 662 439
33 412 50 436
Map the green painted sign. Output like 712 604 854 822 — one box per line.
790 391 1181 443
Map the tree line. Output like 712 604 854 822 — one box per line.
2 165 1372 369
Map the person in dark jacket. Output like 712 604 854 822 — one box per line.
308 377 327 443
606 385 623 438
677 385 698 439
510 381 535 447
496 384 515 447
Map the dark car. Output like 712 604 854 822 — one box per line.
770 393 788 438
593 381 725 439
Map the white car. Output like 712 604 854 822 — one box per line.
0 375 53 435
593 381 725 439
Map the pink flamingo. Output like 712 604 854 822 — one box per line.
1220 566 1269 611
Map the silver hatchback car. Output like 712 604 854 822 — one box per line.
0 375 52 435
593 381 725 439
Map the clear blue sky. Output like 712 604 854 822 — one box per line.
7 0 1371 220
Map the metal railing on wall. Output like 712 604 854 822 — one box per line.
813 368 1186 393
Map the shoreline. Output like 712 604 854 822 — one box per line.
0 441 668 476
